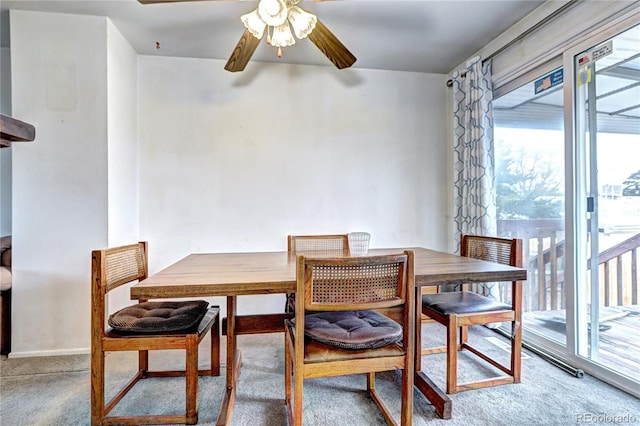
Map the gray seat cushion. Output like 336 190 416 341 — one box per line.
302 310 402 350
108 300 209 334
423 291 511 316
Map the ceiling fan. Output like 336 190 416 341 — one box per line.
138 0 357 72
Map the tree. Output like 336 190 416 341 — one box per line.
622 170 640 196
496 143 564 219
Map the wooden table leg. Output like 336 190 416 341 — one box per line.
415 287 423 372
414 286 452 419
415 371 452 419
216 295 241 425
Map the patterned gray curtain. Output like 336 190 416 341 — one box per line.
452 56 496 253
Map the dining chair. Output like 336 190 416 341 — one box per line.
421 234 523 394
91 241 220 425
284 234 350 313
284 251 415 426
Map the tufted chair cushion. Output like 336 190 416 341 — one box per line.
423 291 510 315
300 310 402 350
108 300 209 334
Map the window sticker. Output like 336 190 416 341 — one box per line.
578 68 592 86
576 40 613 71
535 69 564 95
591 40 613 62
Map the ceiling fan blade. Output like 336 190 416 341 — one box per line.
224 29 263 72
307 19 356 70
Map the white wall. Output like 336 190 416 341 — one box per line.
106 20 140 312
0 47 10 114
10 10 110 355
138 57 449 316
107 20 139 247
10 11 141 355
1 47 11 236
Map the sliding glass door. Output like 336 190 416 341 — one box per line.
569 22 640 393
493 16 639 398
493 65 567 348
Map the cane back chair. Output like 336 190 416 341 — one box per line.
91 242 220 425
284 234 350 313
285 251 415 426
421 234 523 394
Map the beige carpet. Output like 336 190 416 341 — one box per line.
1 325 638 425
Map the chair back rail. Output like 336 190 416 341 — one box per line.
301 254 408 311
285 234 350 313
288 234 349 254
93 242 147 295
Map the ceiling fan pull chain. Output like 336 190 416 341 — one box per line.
278 47 283 58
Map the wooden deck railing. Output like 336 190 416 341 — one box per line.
497 220 640 312
595 232 640 307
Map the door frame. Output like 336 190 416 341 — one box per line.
562 12 640 398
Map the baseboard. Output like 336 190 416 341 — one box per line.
8 347 90 358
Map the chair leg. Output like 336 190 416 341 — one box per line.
446 315 458 394
367 372 398 426
284 333 292 409
511 319 522 383
293 359 304 426
282 316 308 426
459 325 468 348
400 367 413 426
285 294 295 314
366 372 375 392
186 335 199 425
91 352 105 425
138 349 149 378
284 323 298 426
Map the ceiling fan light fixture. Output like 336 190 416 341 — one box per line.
270 22 296 48
241 9 267 39
258 0 289 26
287 6 317 39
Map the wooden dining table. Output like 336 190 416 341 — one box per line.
130 247 527 423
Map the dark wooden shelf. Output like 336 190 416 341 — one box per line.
1 114 36 148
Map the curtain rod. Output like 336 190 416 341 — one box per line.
446 1 578 87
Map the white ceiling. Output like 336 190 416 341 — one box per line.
0 0 547 74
